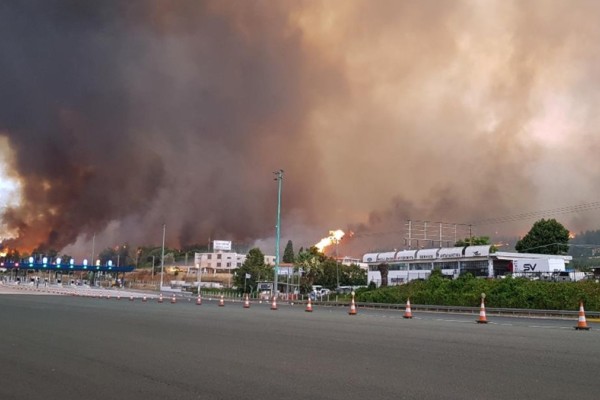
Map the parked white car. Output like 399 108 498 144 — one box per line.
310 287 331 300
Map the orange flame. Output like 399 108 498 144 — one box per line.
314 229 345 252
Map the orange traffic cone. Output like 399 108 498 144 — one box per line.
575 301 591 330
271 295 278 310
158 293 163 303
129 295 134 301
196 294 202 305
219 295 225 307
243 294 250 309
476 298 488 324
403 299 413 319
117 294 121 300
348 293 357 315
142 296 147 302
305 297 313 312
171 294 177 304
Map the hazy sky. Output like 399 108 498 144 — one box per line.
1 1 600 257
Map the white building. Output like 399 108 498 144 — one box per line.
194 251 275 274
363 245 572 286
337 256 368 270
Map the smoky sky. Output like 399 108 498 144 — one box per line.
2 1 600 257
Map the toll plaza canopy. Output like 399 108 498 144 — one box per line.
0 261 134 273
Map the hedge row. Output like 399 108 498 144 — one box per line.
355 274 600 311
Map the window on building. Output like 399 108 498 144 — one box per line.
389 263 409 271
217 262 221 267
217 254 222 260
411 263 432 271
461 260 489 277
207 254 212 260
435 261 459 270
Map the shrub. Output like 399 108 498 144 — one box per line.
355 277 600 311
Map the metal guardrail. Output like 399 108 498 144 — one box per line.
310 300 600 319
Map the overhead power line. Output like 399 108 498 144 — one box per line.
472 201 600 226
345 201 600 242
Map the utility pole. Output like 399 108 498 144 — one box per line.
91 233 96 286
333 238 340 289
197 257 201 295
91 233 96 266
273 169 284 298
160 224 166 291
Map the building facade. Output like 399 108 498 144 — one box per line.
194 251 275 274
363 245 572 286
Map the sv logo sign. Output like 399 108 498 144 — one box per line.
523 263 537 271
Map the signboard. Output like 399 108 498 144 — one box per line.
512 258 565 273
213 240 232 251
395 250 416 261
258 282 272 291
376 252 396 262
438 247 465 259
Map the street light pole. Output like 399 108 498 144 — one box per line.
273 169 284 298
335 239 340 289
197 264 202 294
160 224 166 292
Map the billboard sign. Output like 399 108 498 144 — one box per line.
213 240 232 251
258 282 272 291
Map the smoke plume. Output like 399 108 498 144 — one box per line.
1 1 600 257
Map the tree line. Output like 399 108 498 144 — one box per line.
233 241 367 294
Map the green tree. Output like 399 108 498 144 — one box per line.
233 248 272 293
455 236 491 246
137 246 163 272
316 258 339 289
304 256 368 289
295 246 326 292
283 240 295 263
98 244 132 266
341 264 368 286
515 218 570 254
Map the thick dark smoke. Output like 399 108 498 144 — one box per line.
1 1 600 257
0 1 332 253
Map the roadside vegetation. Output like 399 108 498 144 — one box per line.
356 270 600 311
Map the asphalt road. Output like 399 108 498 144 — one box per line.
1 294 598 400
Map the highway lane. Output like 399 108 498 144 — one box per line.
0 294 598 400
